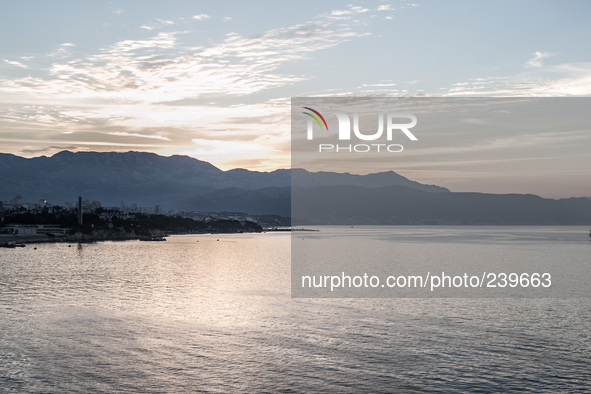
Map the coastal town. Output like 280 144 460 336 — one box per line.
0 195 290 247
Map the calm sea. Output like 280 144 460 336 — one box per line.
1 227 590 392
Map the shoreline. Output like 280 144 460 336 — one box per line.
0 229 264 247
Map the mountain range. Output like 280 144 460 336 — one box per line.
1 151 590 224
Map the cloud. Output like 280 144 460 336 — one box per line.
424 130 590 156
377 4 394 11
1 3 370 104
355 80 423 95
3 59 28 69
329 5 369 19
138 18 178 31
191 138 263 152
157 19 175 25
526 51 551 68
108 131 171 141
193 14 211 21
445 62 591 96
108 31 178 52
46 42 76 58
0 4 384 170
113 8 125 16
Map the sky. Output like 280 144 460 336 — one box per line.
1 0 590 197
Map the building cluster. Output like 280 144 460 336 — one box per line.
184 211 256 223
0 195 165 215
118 201 163 215
0 195 51 212
0 195 259 224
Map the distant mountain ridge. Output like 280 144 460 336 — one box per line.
291 185 591 225
0 150 446 209
1 151 590 224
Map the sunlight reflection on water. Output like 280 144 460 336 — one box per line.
1 230 590 392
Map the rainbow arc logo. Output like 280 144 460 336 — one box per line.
302 107 328 132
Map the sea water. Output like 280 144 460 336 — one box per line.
1 227 590 392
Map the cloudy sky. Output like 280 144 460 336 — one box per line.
1 1 590 196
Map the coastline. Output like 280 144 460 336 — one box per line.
0 228 263 247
